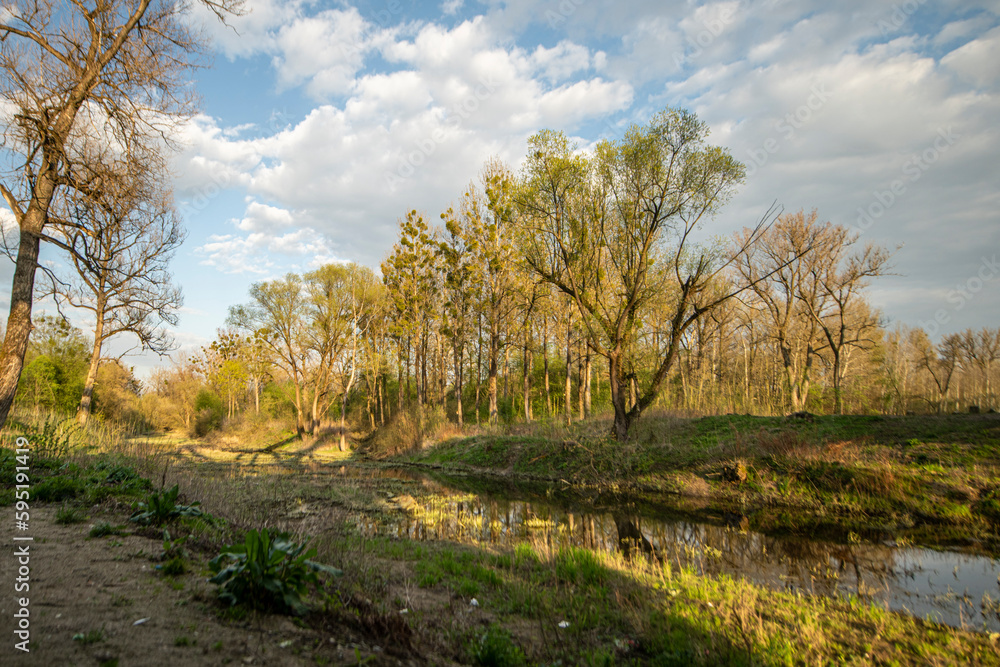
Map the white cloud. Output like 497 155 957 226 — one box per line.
174 0 1000 338
942 25 1000 89
441 0 464 16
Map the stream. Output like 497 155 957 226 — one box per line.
334 465 1000 632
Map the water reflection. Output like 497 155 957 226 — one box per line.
344 469 1000 632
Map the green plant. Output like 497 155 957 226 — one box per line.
209 528 342 615
73 627 105 645
470 625 526 667
158 529 188 576
55 504 85 524
129 485 205 526
89 522 126 538
8 414 80 458
33 475 84 502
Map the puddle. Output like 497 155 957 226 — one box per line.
341 467 1000 632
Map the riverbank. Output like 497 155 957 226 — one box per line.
4 415 1000 664
396 413 1000 553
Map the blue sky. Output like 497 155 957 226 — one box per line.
6 0 1000 377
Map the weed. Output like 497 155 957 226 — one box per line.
209 528 342 615
470 625 526 667
72 628 105 645
55 504 85 524
89 522 127 538
130 484 206 526
33 475 83 502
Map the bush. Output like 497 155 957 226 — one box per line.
191 390 224 437
209 528 342 615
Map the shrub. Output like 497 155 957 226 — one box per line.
209 528 342 615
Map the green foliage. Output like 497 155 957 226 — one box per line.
193 389 225 437
89 522 127 538
470 625 526 667
16 315 90 413
129 485 205 526
33 475 84 502
72 628 105 645
208 528 342 616
8 414 79 458
55 504 85 524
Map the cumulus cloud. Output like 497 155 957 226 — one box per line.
172 0 1000 337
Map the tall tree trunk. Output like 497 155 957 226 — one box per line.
609 350 631 441
522 324 532 422
488 321 500 425
0 221 44 426
832 347 843 415
454 339 464 427
565 312 572 428
543 316 551 416
584 346 592 419
77 304 106 426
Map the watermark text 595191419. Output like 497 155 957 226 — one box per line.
12 436 33 653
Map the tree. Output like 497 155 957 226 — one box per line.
795 229 892 414
958 328 1000 410
517 109 762 441
45 181 184 425
0 0 244 428
229 275 310 437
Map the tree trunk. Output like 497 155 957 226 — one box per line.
564 313 572 428
77 305 106 426
543 316 551 416
609 351 631 441
454 340 464 427
584 346 592 419
0 222 44 426
488 322 500 425
522 324 532 422
832 347 843 415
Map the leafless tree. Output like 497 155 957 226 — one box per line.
0 0 243 427
42 179 184 425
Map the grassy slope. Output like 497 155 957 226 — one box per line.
401 414 1000 550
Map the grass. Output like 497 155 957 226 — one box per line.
403 413 1000 551
6 411 1000 665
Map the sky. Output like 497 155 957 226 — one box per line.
4 0 1000 377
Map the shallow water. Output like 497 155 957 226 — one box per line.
339 465 1000 632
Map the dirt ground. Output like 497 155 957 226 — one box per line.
1 504 419 666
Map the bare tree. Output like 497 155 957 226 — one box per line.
44 182 184 425
0 0 243 427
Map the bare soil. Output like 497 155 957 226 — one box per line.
1 504 418 666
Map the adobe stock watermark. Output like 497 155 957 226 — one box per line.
673 0 749 69
744 83 833 177
854 127 960 233
177 169 233 221
919 255 1000 337
383 75 499 190
876 0 928 37
545 0 586 28
11 435 33 653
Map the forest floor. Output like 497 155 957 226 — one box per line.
2 413 1000 665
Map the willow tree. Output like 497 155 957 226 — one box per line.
0 0 243 427
517 108 768 441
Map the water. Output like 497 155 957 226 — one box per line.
341 466 1000 632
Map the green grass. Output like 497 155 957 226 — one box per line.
403 414 1000 551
